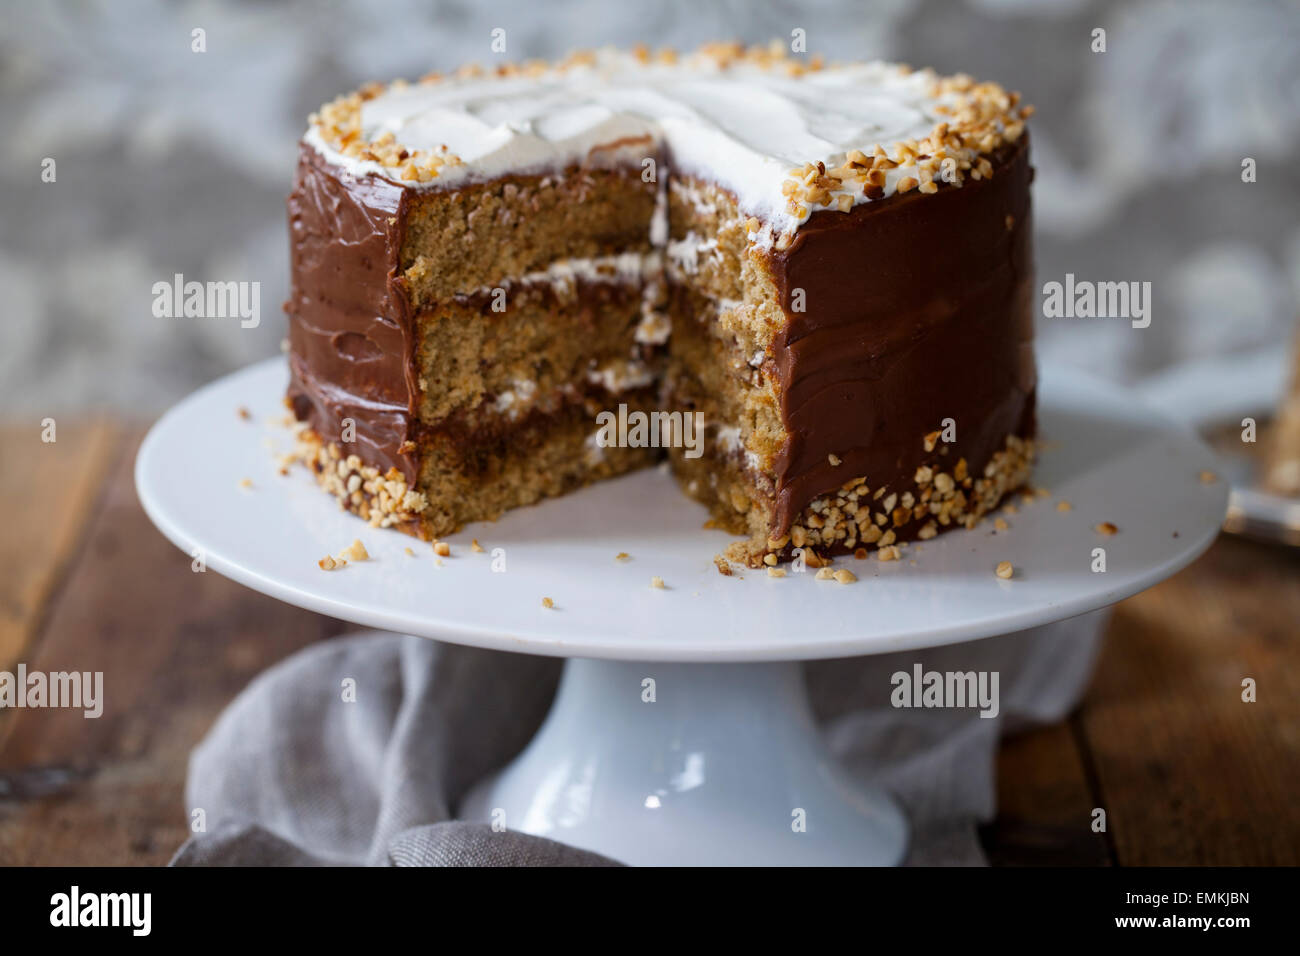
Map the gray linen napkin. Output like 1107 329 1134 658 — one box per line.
172 612 1104 866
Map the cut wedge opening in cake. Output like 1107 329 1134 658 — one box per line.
285 43 1037 568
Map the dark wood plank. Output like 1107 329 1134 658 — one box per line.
983 720 1112 866
0 422 118 671
1079 535 1300 866
0 428 347 865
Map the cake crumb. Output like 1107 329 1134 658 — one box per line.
1199 470 1218 484
239 477 253 489
542 596 554 609
713 554 733 576
833 569 857 584
1094 522 1119 536
994 517 1008 532
341 539 369 562
995 561 1014 579
435 558 443 567
434 541 451 557
767 567 787 578
471 538 484 553
404 547 415 556
650 576 666 589
1056 500 1072 512
615 552 630 561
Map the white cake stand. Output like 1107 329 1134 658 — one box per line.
136 358 1227 866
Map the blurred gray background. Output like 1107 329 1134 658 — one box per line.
3 0 1299 416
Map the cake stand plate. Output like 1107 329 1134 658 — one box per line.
136 358 1227 865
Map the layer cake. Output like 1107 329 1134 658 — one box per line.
286 43 1037 567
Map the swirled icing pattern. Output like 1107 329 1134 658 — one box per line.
305 52 977 234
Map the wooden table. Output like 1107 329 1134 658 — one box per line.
2 424 1296 865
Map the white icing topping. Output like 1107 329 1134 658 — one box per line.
304 50 977 236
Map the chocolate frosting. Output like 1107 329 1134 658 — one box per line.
286 138 1035 538
286 145 419 484
767 139 1036 533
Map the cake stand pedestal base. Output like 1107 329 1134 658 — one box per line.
459 657 908 866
